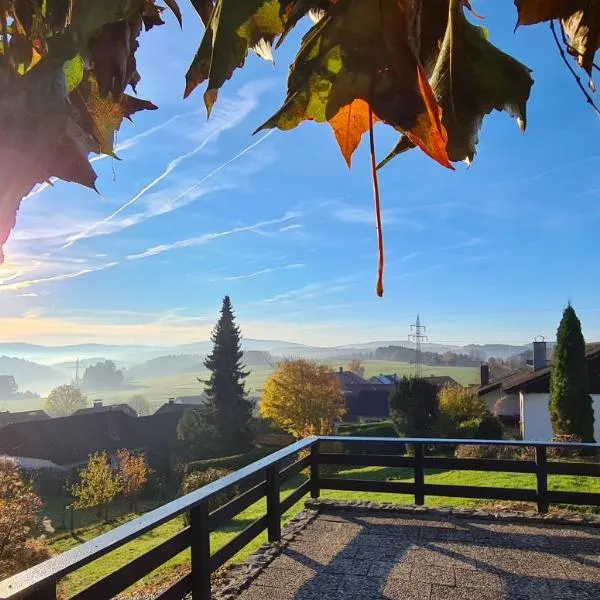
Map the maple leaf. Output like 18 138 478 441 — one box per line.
257 0 451 169
381 1 533 167
277 0 333 47
0 67 98 261
515 1 599 80
88 18 142 99
184 0 284 113
190 0 215 26
71 71 157 157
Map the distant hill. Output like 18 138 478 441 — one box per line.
126 355 202 380
0 339 541 378
0 356 65 394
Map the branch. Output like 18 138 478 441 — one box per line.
549 20 600 117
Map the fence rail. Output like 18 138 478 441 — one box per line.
1 436 599 600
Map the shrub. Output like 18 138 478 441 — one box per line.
181 468 235 520
184 448 273 477
455 444 519 460
477 413 504 440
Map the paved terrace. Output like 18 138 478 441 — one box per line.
235 507 600 600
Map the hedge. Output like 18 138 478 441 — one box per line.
184 447 274 476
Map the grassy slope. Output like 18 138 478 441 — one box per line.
49 465 600 598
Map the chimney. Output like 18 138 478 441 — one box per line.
480 364 489 386
93 400 103 409
339 367 343 373
168 397 175 405
533 337 547 371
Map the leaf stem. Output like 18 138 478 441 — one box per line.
368 104 384 297
550 20 599 117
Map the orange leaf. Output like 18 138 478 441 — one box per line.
329 99 375 168
406 65 453 170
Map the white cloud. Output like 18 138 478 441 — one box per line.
0 261 118 292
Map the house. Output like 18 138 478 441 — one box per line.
477 364 524 421
334 368 392 421
0 409 184 469
73 400 137 418
370 374 459 388
503 341 600 441
0 409 50 429
154 399 200 415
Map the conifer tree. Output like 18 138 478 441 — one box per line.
549 304 595 442
201 296 253 452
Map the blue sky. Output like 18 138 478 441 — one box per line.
0 2 599 347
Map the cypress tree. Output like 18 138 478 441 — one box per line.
201 296 254 452
549 304 595 442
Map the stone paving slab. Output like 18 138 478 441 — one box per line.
234 507 600 600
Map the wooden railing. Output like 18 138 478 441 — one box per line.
1 437 599 600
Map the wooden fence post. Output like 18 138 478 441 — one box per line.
266 464 281 542
310 441 320 499
190 500 211 600
414 443 425 506
535 445 549 514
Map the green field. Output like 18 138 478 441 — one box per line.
18 361 478 412
46 464 600 599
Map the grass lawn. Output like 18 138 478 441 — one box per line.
48 464 600 598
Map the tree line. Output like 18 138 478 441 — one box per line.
374 346 481 367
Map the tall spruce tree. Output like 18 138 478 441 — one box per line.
201 296 253 452
549 304 595 442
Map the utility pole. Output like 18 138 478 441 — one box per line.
74 358 80 387
409 315 428 378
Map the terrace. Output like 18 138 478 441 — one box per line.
1 437 600 600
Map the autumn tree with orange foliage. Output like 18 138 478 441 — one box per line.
116 449 151 513
260 359 346 438
0 459 50 579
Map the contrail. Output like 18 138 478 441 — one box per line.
24 111 196 200
64 129 275 248
159 130 275 209
62 132 218 248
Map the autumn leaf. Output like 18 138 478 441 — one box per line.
515 1 584 25
515 0 599 80
257 0 451 169
381 1 533 167
277 0 333 48
71 71 157 157
184 0 284 113
0 67 98 260
190 0 215 26
328 99 375 168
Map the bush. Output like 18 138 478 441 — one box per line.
181 468 235 520
477 413 504 440
454 444 519 460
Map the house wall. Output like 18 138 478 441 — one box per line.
520 392 600 441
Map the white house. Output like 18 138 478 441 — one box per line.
503 342 600 441
477 364 522 421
